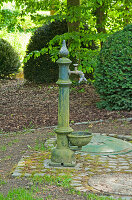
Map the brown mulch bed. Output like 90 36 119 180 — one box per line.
0 79 131 133
0 79 132 199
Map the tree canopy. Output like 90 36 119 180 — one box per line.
1 0 131 33
0 0 131 75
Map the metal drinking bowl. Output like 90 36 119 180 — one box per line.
68 131 92 149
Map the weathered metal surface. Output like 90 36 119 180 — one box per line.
69 64 87 83
59 40 69 57
68 131 92 148
50 40 76 166
56 86 72 132
81 135 132 155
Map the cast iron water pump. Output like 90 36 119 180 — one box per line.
50 40 89 167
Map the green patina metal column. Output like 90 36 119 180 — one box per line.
50 40 76 167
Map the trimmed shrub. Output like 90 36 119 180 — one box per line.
94 24 132 111
0 38 20 79
24 20 68 84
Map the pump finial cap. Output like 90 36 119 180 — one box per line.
59 40 69 57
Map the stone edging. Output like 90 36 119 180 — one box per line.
0 117 132 137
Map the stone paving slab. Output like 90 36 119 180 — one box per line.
88 173 132 195
12 134 132 199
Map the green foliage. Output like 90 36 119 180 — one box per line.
48 29 101 75
105 0 132 32
23 20 68 83
0 38 20 79
23 20 101 83
1 0 131 82
94 24 132 111
1 1 132 33
0 8 37 32
0 9 20 31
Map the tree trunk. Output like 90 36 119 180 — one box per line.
50 0 56 15
94 2 107 47
67 0 80 32
124 0 130 25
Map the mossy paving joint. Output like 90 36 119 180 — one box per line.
12 135 132 197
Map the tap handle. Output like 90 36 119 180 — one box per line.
73 64 78 67
73 64 78 71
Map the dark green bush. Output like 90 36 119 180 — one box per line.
24 20 68 83
0 38 20 79
94 24 132 111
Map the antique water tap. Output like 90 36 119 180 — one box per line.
50 40 88 167
69 64 87 83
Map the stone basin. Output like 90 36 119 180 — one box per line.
68 131 92 149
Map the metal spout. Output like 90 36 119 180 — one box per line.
69 64 87 83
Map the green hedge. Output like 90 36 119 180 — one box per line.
94 24 132 110
0 38 20 79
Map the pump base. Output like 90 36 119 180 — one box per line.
50 148 76 167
